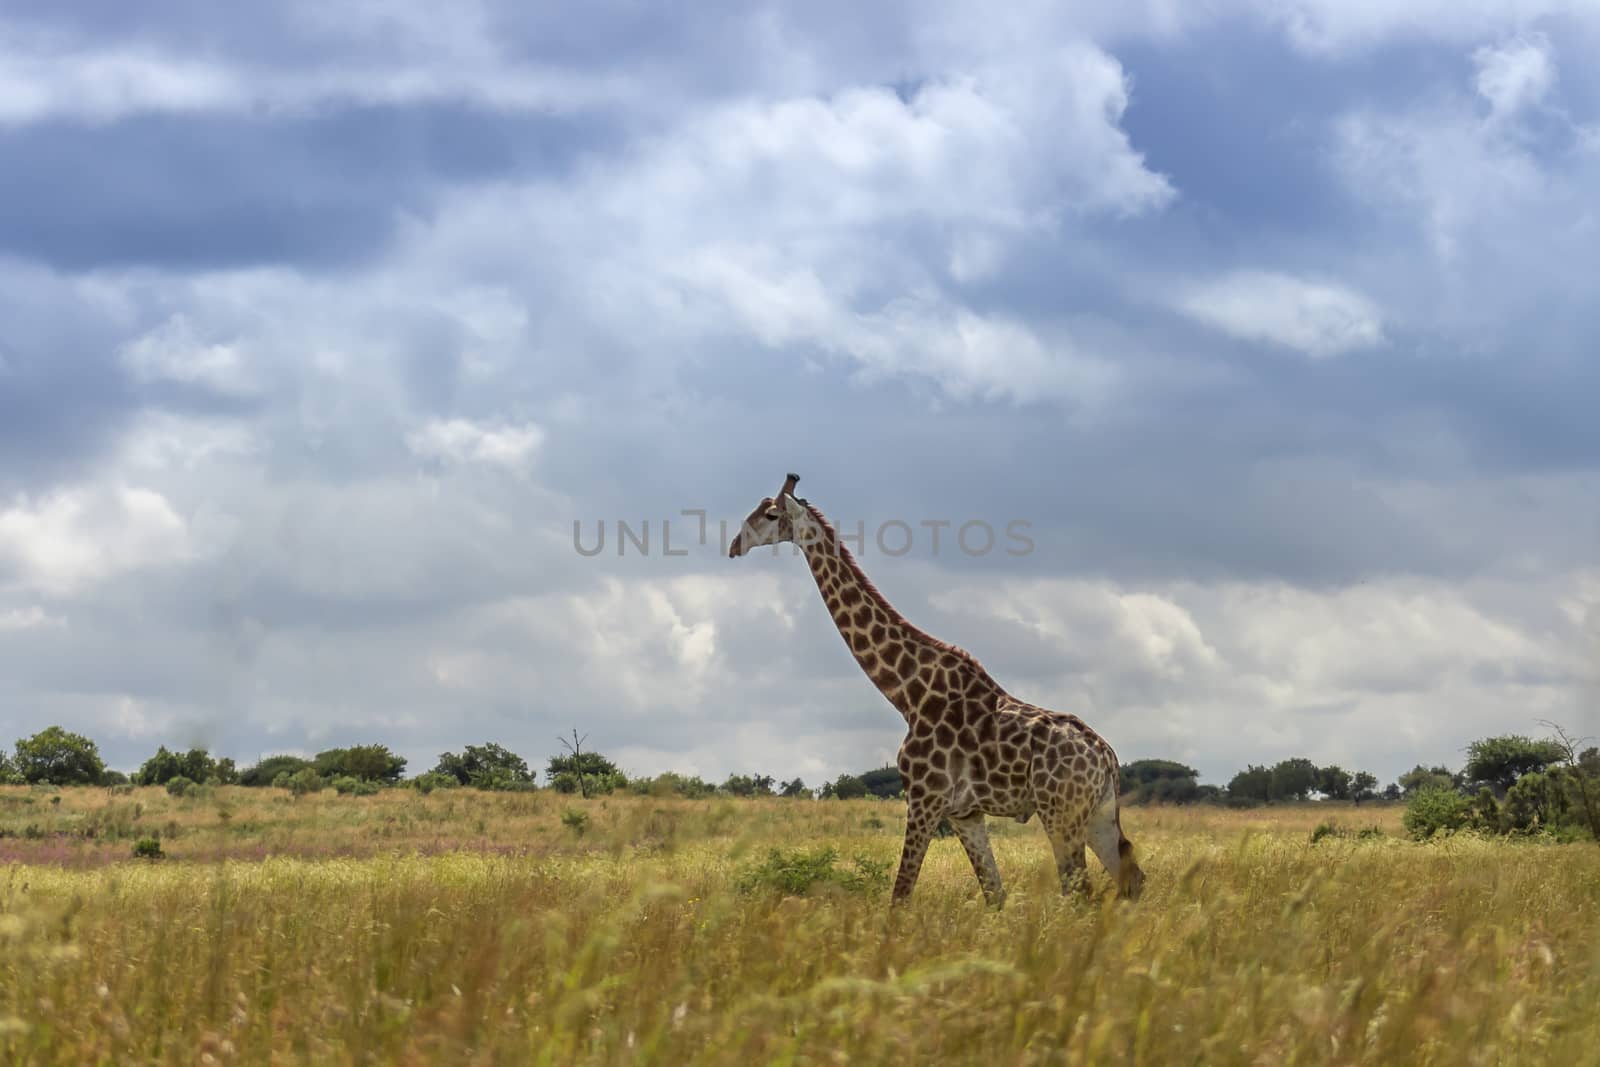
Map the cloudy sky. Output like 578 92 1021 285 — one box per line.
2 1 1598 789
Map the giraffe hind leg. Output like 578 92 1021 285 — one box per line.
1044 820 1092 900
950 813 1006 908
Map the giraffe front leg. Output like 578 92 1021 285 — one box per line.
891 798 940 905
950 813 1005 908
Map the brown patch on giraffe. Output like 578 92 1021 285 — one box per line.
870 624 887 644
852 606 872 628
905 678 927 705
917 647 936 665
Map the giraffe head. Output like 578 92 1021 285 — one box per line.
728 472 816 558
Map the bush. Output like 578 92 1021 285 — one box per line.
735 846 892 897
165 776 196 798
241 755 312 787
1403 783 1475 840
628 772 716 799
410 772 459 795
550 770 626 796
283 768 326 796
332 775 379 796
1501 771 1564 833
561 808 590 836
1310 822 1385 844
133 837 163 860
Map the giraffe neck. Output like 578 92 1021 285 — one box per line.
794 503 999 722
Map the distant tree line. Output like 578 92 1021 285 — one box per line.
1119 757 1387 808
2 723 1594 842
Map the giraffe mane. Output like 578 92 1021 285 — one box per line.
799 500 1003 686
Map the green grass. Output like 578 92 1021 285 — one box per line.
3 786 1599 1064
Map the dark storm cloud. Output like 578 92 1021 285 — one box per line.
0 106 611 273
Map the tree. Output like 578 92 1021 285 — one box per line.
1316 765 1353 801
1537 721 1600 842
137 746 229 786
1268 758 1319 801
1148 776 1201 804
721 773 776 797
820 774 868 800
547 731 624 796
1121 759 1202 805
779 777 811 799
13 726 106 785
1398 765 1456 797
433 742 533 790
1351 771 1379 804
1463 735 1567 794
0 750 23 785
857 766 904 799
312 744 406 783
1381 782 1402 802
239 755 311 787
1227 765 1272 805
1120 759 1201 792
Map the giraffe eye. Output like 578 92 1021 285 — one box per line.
766 509 780 521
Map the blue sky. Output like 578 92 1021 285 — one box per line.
1 1 1597 788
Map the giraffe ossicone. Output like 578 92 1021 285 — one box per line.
729 472 1145 907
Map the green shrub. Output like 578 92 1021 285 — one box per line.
332 776 379 796
410 772 459 795
735 846 892 897
1403 783 1475 840
561 808 590 836
284 768 325 796
165 775 196 797
133 837 163 859
1501 771 1564 833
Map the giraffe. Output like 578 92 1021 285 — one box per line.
728 473 1145 908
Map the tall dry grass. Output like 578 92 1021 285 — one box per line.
3 787 1598 1064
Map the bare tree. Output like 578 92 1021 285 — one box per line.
557 728 590 799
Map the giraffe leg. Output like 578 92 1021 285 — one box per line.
949 813 1005 908
1086 787 1145 900
891 799 940 905
1045 820 1092 900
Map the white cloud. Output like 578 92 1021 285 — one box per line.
119 314 258 396
924 570 1592 781
406 417 545 471
0 486 192 595
1175 271 1385 358
481 47 1174 406
1473 33 1557 121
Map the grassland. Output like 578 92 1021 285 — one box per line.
3 784 1599 1065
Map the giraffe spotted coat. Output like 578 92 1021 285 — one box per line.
730 473 1144 907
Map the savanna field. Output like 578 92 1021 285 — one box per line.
3 785 1600 1066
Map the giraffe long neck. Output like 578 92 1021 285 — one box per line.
795 504 996 722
